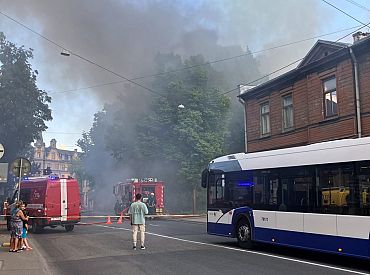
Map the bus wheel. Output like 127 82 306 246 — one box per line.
236 219 253 249
65 225 74 232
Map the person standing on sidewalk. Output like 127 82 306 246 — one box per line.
128 193 148 250
20 203 32 250
9 201 28 252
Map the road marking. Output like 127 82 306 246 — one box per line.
95 224 368 275
148 224 160 227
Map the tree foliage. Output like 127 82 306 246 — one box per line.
79 50 262 212
105 54 231 211
0 32 52 163
75 108 115 189
138 54 230 185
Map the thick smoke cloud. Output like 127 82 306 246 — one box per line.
1 0 324 99
0 0 327 212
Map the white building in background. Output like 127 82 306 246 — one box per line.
33 133 79 178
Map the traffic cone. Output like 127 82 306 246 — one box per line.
117 213 123 224
106 216 112 225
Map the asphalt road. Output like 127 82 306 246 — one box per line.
30 219 369 275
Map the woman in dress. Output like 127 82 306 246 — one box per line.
9 201 28 252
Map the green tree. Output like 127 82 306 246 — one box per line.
76 108 115 190
80 49 262 213
0 32 52 163
137 54 231 212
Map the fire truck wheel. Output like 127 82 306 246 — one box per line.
65 225 74 232
31 222 42 234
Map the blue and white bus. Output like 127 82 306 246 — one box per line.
201 137 370 259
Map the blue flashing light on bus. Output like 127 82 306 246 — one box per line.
237 181 255 187
201 137 370 259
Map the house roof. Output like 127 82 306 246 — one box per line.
297 40 350 68
238 36 370 100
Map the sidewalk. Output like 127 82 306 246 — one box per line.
0 223 48 275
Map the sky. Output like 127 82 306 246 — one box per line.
0 0 369 151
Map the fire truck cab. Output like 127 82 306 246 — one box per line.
5 176 81 233
113 178 164 215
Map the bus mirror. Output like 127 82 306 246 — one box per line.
201 169 208 188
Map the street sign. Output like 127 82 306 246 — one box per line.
0 143 4 159
11 158 31 201
11 157 31 177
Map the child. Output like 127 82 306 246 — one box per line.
20 203 32 250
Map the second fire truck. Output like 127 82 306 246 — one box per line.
113 178 164 215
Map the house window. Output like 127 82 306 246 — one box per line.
51 153 55 160
260 102 270 135
323 77 338 117
282 94 294 130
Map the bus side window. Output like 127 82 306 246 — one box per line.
252 170 278 211
318 163 357 215
357 161 370 216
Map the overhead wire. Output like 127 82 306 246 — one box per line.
1 6 369 100
3 2 370 151
321 0 368 26
0 10 166 98
220 0 370 97
343 0 370 13
0 8 365 99
49 25 361 95
44 0 370 96
220 59 303 96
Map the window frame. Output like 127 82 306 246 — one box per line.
260 102 271 136
323 77 338 118
282 93 294 131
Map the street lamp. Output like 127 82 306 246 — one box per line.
61 49 71 56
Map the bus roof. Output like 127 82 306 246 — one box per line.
209 137 370 172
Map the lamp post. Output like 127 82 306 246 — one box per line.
177 104 196 214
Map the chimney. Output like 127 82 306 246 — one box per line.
353 31 370 43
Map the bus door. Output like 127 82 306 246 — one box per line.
207 170 232 235
254 170 279 211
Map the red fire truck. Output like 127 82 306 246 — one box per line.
5 176 81 233
113 178 164 215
